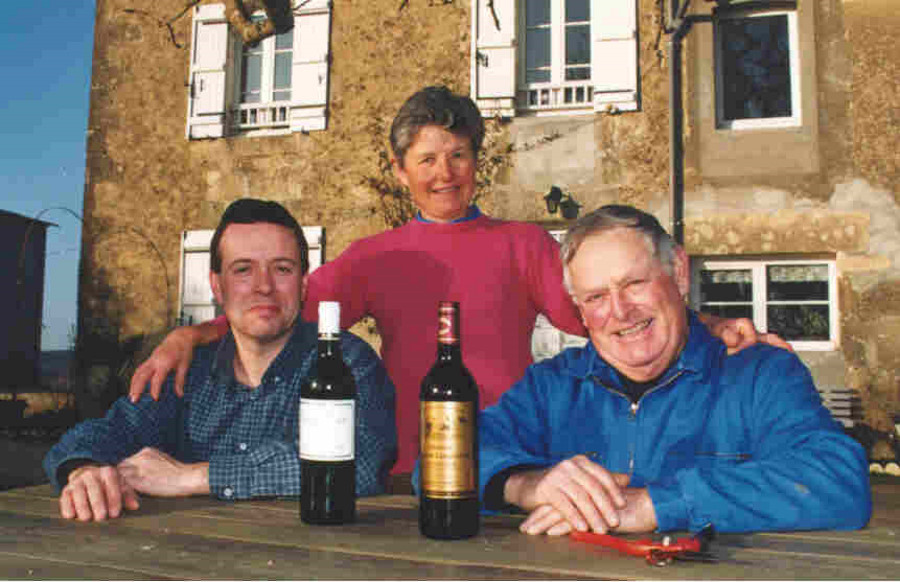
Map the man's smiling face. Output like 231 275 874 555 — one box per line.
568 227 690 382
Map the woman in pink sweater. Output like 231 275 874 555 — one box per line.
129 87 780 475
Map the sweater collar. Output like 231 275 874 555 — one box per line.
571 310 720 389
415 204 482 224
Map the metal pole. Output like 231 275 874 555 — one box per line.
668 2 691 246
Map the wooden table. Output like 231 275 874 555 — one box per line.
1 478 898 580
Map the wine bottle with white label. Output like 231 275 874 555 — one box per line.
300 301 356 524
419 301 480 539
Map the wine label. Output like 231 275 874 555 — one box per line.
299 399 355 461
420 401 476 498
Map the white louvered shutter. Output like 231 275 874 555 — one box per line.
471 0 517 118
591 0 639 112
290 0 331 133
186 3 229 139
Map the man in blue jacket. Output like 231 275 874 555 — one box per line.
479 204 871 535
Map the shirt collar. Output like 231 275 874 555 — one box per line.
415 205 481 224
210 317 318 389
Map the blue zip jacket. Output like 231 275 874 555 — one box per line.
479 311 871 533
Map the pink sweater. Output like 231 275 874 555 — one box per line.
302 214 585 474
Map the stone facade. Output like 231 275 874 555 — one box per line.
80 0 899 430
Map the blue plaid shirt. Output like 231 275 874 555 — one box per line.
43 319 397 500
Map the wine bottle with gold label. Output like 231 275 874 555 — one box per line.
419 301 479 539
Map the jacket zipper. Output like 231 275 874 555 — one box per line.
592 370 686 475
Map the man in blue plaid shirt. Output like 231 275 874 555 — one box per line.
44 199 397 522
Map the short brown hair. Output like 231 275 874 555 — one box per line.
210 199 309 274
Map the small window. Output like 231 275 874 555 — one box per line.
186 2 331 140
234 19 294 131
471 0 639 118
520 0 594 111
691 258 837 351
714 8 800 130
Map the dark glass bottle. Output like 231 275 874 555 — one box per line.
419 301 480 540
300 301 356 524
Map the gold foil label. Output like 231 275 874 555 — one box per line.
420 401 476 498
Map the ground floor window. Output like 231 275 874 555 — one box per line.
690 258 837 351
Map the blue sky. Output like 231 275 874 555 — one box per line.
0 2 96 350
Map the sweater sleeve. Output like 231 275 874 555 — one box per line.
524 226 586 337
304 242 370 329
648 350 871 533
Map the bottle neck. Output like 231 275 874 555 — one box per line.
318 334 342 358
436 341 462 362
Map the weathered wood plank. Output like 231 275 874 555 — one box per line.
0 511 582 580
2 483 899 580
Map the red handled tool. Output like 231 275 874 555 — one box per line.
570 524 715 566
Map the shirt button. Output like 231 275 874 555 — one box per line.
223 487 234 498
238 442 248 452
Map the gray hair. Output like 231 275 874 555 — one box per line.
389 86 485 166
560 205 677 294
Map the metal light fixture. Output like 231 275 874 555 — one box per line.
544 185 581 220
559 196 582 220
544 186 563 214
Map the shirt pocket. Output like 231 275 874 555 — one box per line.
682 451 752 470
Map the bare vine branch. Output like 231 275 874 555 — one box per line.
123 1 200 49
487 0 500 30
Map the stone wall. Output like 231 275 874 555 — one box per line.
80 0 899 428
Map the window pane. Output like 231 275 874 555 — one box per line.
526 0 550 26
275 28 292 50
566 0 590 22
274 52 292 93
526 27 551 83
719 14 791 120
565 66 591 81
767 264 828 301
700 269 753 302
702 304 754 320
566 23 590 66
768 305 830 341
241 53 262 103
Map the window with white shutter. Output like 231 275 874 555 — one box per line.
470 0 638 118
186 1 331 139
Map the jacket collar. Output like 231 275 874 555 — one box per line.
570 310 721 391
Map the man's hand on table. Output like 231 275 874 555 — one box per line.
60 464 140 522
117 447 210 497
503 455 656 536
519 486 658 536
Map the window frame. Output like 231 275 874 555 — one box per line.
690 257 838 351
185 1 331 141
517 0 595 113
231 16 295 135
470 0 639 119
713 7 801 131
